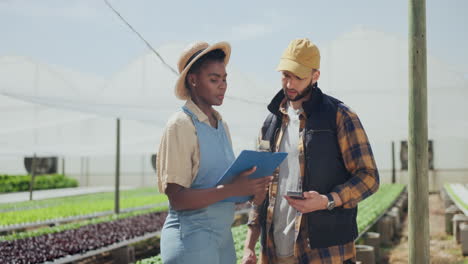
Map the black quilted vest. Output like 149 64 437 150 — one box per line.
259 86 358 249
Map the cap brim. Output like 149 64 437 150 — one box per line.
276 58 311 79
175 42 231 100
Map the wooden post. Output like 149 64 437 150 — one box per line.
141 154 146 187
408 0 430 263
86 156 90 186
29 153 37 201
392 141 396 184
61 157 65 176
115 118 121 214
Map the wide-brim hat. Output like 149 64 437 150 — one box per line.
175 41 231 100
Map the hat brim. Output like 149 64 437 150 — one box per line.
276 58 311 79
175 42 231 100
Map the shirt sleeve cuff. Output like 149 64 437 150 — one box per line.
332 184 354 208
247 206 261 226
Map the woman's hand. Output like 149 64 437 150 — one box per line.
229 167 272 197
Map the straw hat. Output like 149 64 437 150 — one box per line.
175 41 231 100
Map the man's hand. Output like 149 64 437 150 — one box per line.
241 247 257 264
284 191 328 213
242 224 261 264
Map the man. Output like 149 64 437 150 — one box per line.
242 38 380 264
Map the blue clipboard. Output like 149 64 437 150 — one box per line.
217 150 288 203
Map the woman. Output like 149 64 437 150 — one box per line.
157 41 271 264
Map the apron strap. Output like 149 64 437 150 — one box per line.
182 105 198 123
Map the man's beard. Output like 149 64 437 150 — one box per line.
283 81 315 102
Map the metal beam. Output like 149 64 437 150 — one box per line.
115 118 121 214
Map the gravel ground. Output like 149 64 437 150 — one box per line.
386 193 467 263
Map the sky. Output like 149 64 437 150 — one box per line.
0 0 467 83
1 0 468 173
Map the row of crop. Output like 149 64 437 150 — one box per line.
0 188 168 227
0 210 168 264
0 174 77 193
356 183 405 233
0 205 168 242
0 205 254 264
0 194 250 242
137 183 406 264
0 204 252 263
0 187 157 212
0 184 404 263
444 183 468 212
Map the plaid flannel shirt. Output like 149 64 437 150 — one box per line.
248 98 379 264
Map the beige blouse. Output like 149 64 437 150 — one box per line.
156 99 232 193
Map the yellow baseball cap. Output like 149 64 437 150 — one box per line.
276 38 320 79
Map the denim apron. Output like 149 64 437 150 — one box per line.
161 106 236 264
